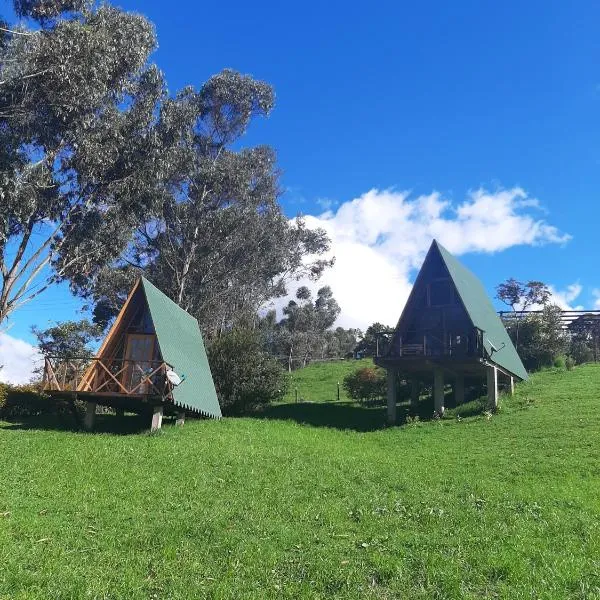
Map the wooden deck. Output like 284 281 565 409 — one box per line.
42 357 174 403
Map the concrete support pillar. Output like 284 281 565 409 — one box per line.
433 368 445 416
151 405 163 431
176 411 185 427
454 374 465 405
487 366 499 408
386 369 397 425
84 402 97 431
410 380 420 407
509 376 515 396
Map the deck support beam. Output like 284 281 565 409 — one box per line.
151 405 163 431
84 402 96 431
487 366 499 408
433 368 445 416
508 375 515 396
454 374 465 405
176 411 185 427
410 379 420 407
386 368 398 425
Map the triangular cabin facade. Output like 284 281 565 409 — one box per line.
376 240 527 423
43 278 222 430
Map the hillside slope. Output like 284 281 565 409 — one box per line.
282 358 374 403
1 365 600 599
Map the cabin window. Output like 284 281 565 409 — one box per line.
429 279 454 306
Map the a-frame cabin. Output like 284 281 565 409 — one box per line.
43 277 222 430
375 240 527 423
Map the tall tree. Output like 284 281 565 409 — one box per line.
78 71 332 332
0 0 164 328
275 286 341 370
496 278 550 349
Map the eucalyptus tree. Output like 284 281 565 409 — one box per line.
85 71 332 333
275 285 341 370
0 0 165 327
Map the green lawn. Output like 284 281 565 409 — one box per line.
2 365 600 598
282 358 374 403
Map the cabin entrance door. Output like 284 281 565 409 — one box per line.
123 334 155 393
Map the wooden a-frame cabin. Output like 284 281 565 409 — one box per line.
375 240 528 424
43 278 222 430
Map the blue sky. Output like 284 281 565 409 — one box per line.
2 0 600 380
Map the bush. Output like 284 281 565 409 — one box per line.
553 355 566 369
565 356 575 371
208 329 289 416
0 383 65 418
343 367 387 404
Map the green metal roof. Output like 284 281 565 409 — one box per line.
141 278 222 418
434 241 528 381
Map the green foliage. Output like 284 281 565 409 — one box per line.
32 319 101 358
14 0 88 21
565 355 575 371
569 338 595 365
343 366 387 404
269 286 345 370
0 1 332 334
504 304 568 371
208 328 288 415
2 366 600 597
0 0 162 326
0 383 71 418
553 355 566 369
354 322 395 357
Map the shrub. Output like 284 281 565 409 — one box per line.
208 328 289 416
343 367 387 404
565 356 575 371
569 339 595 365
0 384 59 418
553 355 566 369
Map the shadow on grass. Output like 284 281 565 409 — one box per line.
1 413 159 435
252 396 461 432
253 392 488 432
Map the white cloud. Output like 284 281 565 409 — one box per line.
547 284 583 310
277 187 571 330
0 334 41 385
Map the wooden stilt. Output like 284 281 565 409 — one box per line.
487 366 499 408
387 369 397 425
84 402 97 431
509 375 515 396
176 411 185 426
410 380 420 406
454 374 465 405
433 368 445 416
151 405 163 431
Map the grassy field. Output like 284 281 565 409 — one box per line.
2 365 600 598
281 358 374 403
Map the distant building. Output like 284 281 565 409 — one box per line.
375 240 527 423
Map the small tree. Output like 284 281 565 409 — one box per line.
496 279 550 349
208 328 288 415
343 367 387 404
514 305 568 371
32 320 101 359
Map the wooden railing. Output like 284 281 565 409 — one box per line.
43 357 174 400
390 328 485 358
